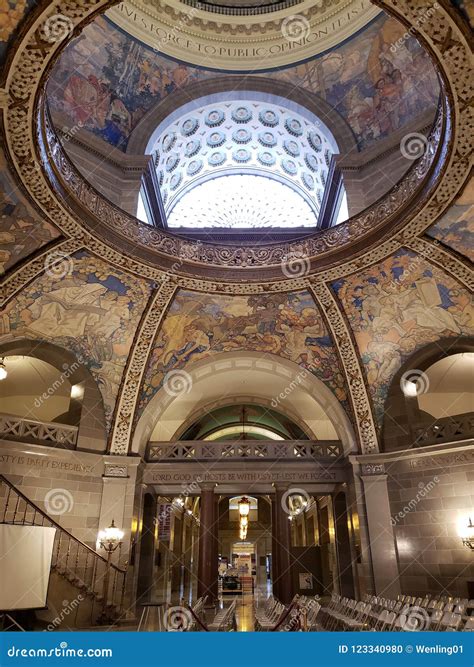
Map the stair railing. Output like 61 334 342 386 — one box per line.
0 474 127 626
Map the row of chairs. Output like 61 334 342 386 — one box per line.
208 600 236 631
320 594 474 632
254 596 286 631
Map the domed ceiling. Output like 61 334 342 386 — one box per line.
152 96 338 228
106 0 382 71
0 0 472 461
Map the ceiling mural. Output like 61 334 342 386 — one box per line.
46 13 439 151
332 249 474 425
0 149 60 275
0 0 35 64
136 289 349 420
1 251 152 428
427 176 474 263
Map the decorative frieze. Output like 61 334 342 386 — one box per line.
310 281 379 454
108 281 177 455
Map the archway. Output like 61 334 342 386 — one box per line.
132 351 356 457
382 337 474 451
0 339 107 452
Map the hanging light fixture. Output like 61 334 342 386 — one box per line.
238 496 250 518
0 358 7 381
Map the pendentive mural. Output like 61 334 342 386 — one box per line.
1 251 152 427
0 150 60 274
427 176 474 263
137 289 349 419
332 249 474 424
47 13 439 151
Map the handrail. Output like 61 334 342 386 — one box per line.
0 474 126 574
186 604 209 632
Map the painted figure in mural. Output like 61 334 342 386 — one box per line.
137 291 349 418
333 251 474 421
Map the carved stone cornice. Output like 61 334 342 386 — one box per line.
108 280 177 455
310 281 379 454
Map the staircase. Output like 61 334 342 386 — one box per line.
0 474 128 628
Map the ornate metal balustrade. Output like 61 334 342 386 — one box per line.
0 413 78 448
413 413 474 447
146 439 343 462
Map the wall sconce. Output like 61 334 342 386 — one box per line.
461 518 474 551
0 358 7 381
97 520 124 624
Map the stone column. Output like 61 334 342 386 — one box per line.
197 483 218 604
361 467 401 598
272 484 293 604
332 491 356 598
271 498 280 600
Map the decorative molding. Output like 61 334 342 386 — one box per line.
103 463 128 478
108 280 177 455
310 281 379 454
403 236 474 291
361 463 385 476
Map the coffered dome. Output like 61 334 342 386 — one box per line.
150 96 340 229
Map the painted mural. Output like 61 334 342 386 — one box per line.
137 290 348 418
332 250 474 424
427 176 474 262
47 13 439 151
0 0 35 64
0 150 60 274
1 251 152 428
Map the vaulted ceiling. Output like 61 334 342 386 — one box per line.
0 0 472 458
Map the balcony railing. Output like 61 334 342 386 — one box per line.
0 413 78 448
413 412 474 447
146 439 344 462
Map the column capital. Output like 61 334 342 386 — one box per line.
272 482 289 492
199 482 217 491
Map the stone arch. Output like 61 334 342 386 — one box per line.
0 339 107 452
126 76 357 157
132 351 356 457
382 337 474 452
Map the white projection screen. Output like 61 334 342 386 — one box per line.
0 524 56 610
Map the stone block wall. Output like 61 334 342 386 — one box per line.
386 447 474 598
